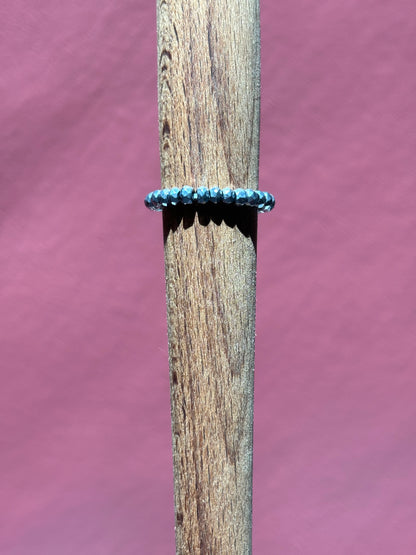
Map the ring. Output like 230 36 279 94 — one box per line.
144 187 275 213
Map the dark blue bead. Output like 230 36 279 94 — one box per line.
234 188 248 206
196 187 210 204
180 186 194 205
246 189 259 206
168 187 181 205
209 187 222 203
222 188 235 204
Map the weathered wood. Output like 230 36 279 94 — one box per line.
157 0 260 553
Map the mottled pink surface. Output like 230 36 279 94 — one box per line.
1 1 415 553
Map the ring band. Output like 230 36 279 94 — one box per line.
144 187 275 213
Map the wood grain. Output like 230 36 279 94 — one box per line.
157 0 260 553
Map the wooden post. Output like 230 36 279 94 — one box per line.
157 0 260 553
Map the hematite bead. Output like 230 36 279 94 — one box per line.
152 189 163 210
222 188 235 204
209 187 222 203
246 189 259 206
196 187 210 204
160 188 170 207
180 186 194 205
168 187 181 206
234 188 247 206
257 191 267 211
149 192 161 211
263 192 274 212
144 192 153 209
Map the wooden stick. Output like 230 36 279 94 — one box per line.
157 0 260 552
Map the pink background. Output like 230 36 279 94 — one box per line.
1 1 415 553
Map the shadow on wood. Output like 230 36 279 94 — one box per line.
163 205 258 250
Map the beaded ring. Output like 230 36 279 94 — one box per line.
144 187 275 213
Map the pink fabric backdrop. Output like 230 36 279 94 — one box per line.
1 1 415 553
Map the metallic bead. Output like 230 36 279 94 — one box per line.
168 187 181 206
222 188 235 204
180 186 194 205
234 188 248 206
262 192 274 212
149 192 161 211
246 189 259 206
153 189 162 203
196 187 210 204
160 188 170 207
209 187 222 203
152 189 164 211
257 191 267 211
144 192 153 209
